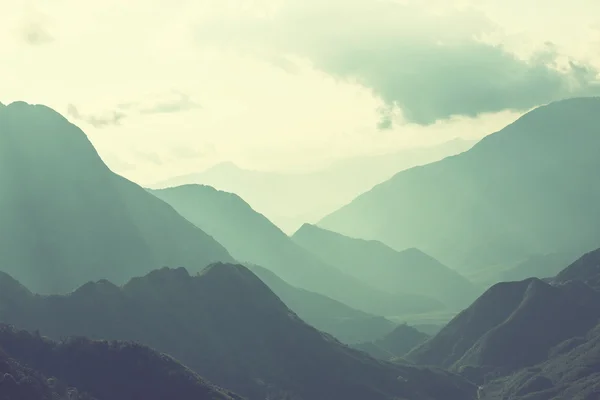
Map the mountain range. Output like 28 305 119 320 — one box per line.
320 97 600 280
151 184 443 316
0 101 233 294
292 223 480 308
151 139 475 233
0 263 477 400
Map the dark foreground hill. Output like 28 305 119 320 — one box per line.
0 264 477 400
246 264 395 344
0 101 232 294
150 185 442 316
320 98 600 273
0 324 241 400
407 277 600 377
292 224 479 308
407 248 600 387
353 323 429 361
480 322 600 399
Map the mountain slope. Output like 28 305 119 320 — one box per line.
406 277 600 378
0 264 477 400
480 322 600 399
0 324 241 400
320 97 600 271
246 264 395 344
554 247 600 290
353 323 429 361
151 139 475 233
0 101 233 293
150 185 442 316
292 224 480 308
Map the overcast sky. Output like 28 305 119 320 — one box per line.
1 0 599 184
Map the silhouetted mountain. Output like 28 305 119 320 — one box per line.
150 185 443 316
554 247 600 290
0 101 233 294
246 264 395 344
0 264 477 400
151 139 475 233
479 322 600 399
320 98 600 273
0 324 241 400
292 224 480 308
353 323 429 361
406 276 600 378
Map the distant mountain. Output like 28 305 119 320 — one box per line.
246 264 395 344
320 98 600 273
150 185 443 316
0 324 241 400
353 323 429 361
0 101 233 293
152 139 475 233
292 224 480 308
500 251 579 283
406 276 600 378
0 264 477 400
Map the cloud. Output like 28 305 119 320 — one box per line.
139 91 201 115
192 0 600 125
21 22 54 46
67 104 126 128
66 91 200 128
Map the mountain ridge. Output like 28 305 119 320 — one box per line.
0 101 233 294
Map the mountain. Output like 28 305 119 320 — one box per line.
150 184 442 316
319 98 600 273
353 323 429 361
406 276 600 379
0 101 233 294
479 321 600 399
554 247 600 290
0 264 477 400
246 264 395 344
474 248 600 399
151 139 475 233
499 251 579 283
0 324 241 400
1 345 94 400
292 224 480 308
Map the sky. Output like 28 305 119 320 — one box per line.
1 0 599 185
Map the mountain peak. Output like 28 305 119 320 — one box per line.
0 271 33 300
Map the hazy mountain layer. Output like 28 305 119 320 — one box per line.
152 139 475 233
246 264 395 344
150 185 443 316
353 323 429 361
0 101 233 294
0 324 241 400
320 97 600 273
292 224 480 308
0 264 477 400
